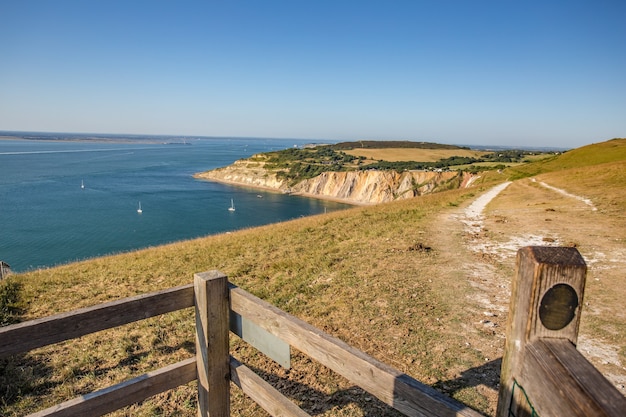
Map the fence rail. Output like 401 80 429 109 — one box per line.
0 273 481 416
0 284 195 356
1 246 624 416
228 279 480 417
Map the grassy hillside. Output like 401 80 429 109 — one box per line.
1 138 625 416
505 137 626 179
1 189 484 416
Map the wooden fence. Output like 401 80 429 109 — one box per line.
0 247 624 416
0 260 11 280
496 247 625 417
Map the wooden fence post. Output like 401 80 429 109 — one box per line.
195 270 230 417
497 246 587 417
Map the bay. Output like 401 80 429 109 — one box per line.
0 136 349 272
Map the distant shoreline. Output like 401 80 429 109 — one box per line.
0 135 168 145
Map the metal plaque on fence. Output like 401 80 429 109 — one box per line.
229 310 291 369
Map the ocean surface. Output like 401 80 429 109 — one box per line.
0 136 350 272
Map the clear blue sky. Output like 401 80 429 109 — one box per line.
1 1 624 148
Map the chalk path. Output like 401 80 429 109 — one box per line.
463 181 512 220
531 178 597 211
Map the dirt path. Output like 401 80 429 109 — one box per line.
425 178 626 411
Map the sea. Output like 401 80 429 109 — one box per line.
0 134 350 273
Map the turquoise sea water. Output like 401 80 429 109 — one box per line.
0 136 349 272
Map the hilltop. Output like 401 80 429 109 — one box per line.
194 140 555 205
329 140 468 150
1 138 625 416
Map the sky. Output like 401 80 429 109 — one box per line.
1 1 624 149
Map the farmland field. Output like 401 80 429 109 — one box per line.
343 148 489 162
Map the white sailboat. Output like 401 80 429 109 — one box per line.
228 198 236 212
81 179 85 189
137 202 143 214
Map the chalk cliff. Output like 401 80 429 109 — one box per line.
194 158 474 205
195 159 285 190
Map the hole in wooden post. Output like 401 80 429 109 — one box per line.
539 283 578 330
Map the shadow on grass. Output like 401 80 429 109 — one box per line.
1 279 42 410
246 362 403 416
241 358 501 416
0 339 196 412
433 357 502 396
0 354 55 410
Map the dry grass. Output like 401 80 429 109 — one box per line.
473 161 626 384
2 189 491 416
2 139 625 416
343 148 488 162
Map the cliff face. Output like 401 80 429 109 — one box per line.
195 159 287 189
291 170 464 204
194 159 473 205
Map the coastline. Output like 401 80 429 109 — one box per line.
193 173 365 206
5 138 337 272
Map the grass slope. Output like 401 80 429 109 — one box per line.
505 137 626 179
1 189 483 416
1 138 624 416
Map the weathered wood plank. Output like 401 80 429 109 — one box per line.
230 356 310 417
229 284 483 417
0 284 195 357
497 246 587 417
27 357 197 417
195 271 230 417
520 339 626 417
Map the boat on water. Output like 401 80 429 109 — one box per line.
81 179 85 189
228 199 235 212
137 202 143 214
